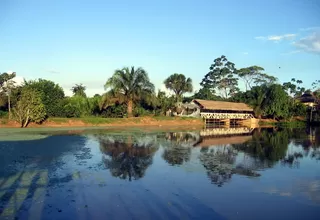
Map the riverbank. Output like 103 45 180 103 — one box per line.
0 116 204 128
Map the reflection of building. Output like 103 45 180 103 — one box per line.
166 127 254 148
196 127 253 147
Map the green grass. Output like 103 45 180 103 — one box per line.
80 117 118 124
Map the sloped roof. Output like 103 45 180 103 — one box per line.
192 99 253 112
297 93 317 103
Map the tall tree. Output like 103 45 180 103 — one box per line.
71 84 86 97
0 72 16 119
13 87 46 127
163 73 193 102
24 79 65 117
104 66 155 117
200 55 239 98
282 78 305 97
312 80 320 99
252 73 277 87
237 66 276 91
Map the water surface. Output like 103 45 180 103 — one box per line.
0 127 319 220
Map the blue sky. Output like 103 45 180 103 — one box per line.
0 0 319 96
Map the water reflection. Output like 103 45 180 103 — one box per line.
0 127 320 219
161 132 195 165
98 135 158 181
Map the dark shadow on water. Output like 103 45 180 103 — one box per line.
0 135 87 219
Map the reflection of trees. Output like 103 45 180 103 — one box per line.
162 145 191 165
199 146 236 186
232 128 292 168
165 132 199 145
162 132 195 166
281 152 303 168
98 135 158 181
199 146 260 187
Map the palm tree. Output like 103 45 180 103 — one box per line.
0 72 16 120
71 84 86 97
164 73 193 102
104 66 155 117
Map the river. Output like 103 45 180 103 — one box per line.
0 126 319 220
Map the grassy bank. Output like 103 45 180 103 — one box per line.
0 116 204 128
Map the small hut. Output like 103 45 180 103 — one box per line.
297 93 318 107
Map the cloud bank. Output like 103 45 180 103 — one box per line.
293 32 320 54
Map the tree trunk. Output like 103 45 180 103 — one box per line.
23 109 30 128
127 99 133 117
8 94 11 120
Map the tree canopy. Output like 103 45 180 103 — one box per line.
200 55 239 98
71 84 87 97
104 66 155 117
164 73 193 102
24 79 65 117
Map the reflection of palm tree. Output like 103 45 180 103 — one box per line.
98 135 158 181
162 145 191 165
199 146 237 187
162 132 195 166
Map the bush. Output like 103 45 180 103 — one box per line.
63 104 81 118
133 106 150 117
101 104 126 118
0 110 8 118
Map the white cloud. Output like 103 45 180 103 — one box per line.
299 27 320 32
243 52 249 55
254 36 265 40
255 33 296 42
281 50 301 55
293 32 320 54
46 69 60 74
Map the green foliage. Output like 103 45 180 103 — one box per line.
291 102 307 117
194 87 223 101
71 84 87 97
104 66 155 117
0 110 8 118
24 79 65 117
133 105 151 117
0 72 16 88
200 55 239 98
153 90 176 116
61 96 98 118
282 78 305 97
101 103 127 118
163 73 193 102
237 66 277 91
264 84 291 120
13 87 46 127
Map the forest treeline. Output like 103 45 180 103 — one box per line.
1 55 319 127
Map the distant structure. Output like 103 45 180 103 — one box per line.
174 99 256 127
296 93 318 108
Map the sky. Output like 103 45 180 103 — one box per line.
0 0 319 96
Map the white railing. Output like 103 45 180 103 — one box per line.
201 112 254 119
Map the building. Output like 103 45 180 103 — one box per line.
297 93 318 107
176 99 256 127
